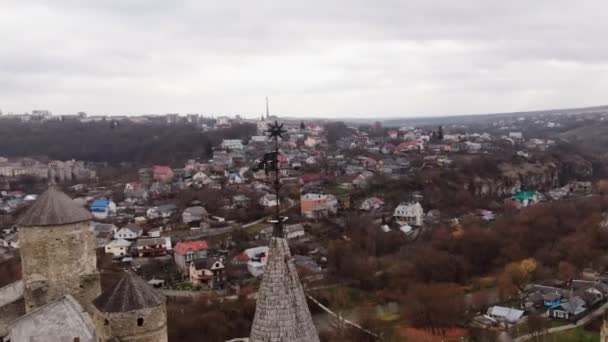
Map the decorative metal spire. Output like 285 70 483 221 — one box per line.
266 121 286 237
250 119 320 342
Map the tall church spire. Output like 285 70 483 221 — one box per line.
266 96 270 120
249 121 319 342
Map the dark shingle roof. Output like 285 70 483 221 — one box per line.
93 272 165 313
17 187 93 227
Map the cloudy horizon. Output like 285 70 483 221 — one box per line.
2 1 608 118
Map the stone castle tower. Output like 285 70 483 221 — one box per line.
93 272 168 342
17 186 101 313
249 236 320 342
5 186 168 342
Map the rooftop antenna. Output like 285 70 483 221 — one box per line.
266 96 270 120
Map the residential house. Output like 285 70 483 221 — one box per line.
92 222 117 248
147 203 178 219
239 246 269 277
388 130 399 139
359 197 384 211
463 141 482 153
182 206 209 224
394 202 424 226
124 182 144 192
153 165 174 183
174 240 209 273
192 171 215 187
548 296 587 320
147 227 163 237
259 193 278 207
0 232 19 248
89 198 116 219
300 174 323 187
486 306 525 324
227 171 244 184
221 139 244 150
104 239 132 258
381 143 396 155
250 136 268 143
232 195 250 208
114 224 143 240
304 136 322 148
396 141 422 153
135 237 172 257
352 171 374 189
149 182 171 196
512 191 541 207
189 258 226 289
300 193 339 219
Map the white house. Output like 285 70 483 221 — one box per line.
487 306 525 324
304 136 322 148
509 132 523 139
259 193 278 207
250 136 268 143
242 246 269 277
394 202 424 226
104 239 132 258
114 224 143 240
221 139 244 150
192 171 214 186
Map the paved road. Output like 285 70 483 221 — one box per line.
514 301 608 341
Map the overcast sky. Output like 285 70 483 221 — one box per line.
1 1 607 118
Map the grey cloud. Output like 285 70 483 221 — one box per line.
1 0 608 117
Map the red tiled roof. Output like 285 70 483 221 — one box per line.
174 240 208 255
236 252 250 262
153 165 173 175
398 141 420 148
300 174 322 182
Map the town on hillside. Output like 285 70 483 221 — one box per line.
2 108 608 341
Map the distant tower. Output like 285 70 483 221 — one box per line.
249 122 319 342
93 272 168 342
16 187 101 313
266 96 270 120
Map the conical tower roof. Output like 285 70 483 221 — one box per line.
93 272 165 313
17 186 92 227
250 237 319 342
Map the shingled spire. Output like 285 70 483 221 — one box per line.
250 121 319 342
17 186 93 227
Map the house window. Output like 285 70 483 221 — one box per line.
137 318 144 326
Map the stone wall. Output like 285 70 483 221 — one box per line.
0 297 25 337
18 222 101 313
467 162 560 197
